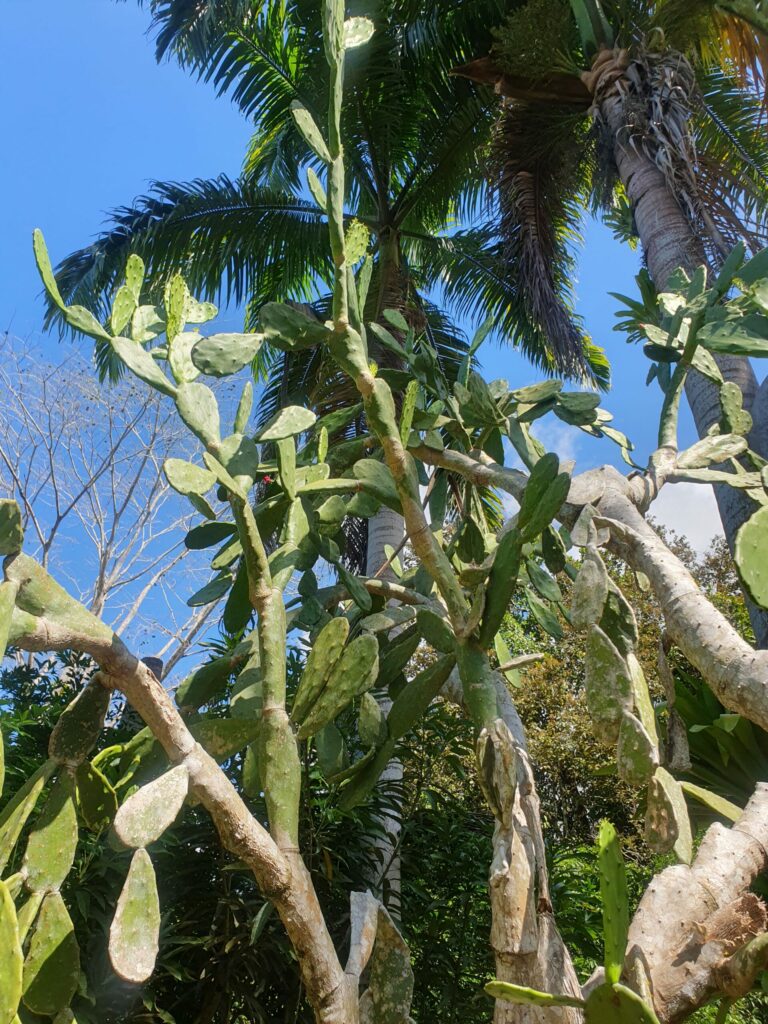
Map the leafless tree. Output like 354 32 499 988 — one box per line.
0 332 215 676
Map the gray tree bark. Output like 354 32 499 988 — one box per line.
365 505 406 918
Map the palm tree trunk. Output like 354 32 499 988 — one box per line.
602 90 768 646
365 505 406 918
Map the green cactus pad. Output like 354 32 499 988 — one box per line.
599 583 639 658
414 608 454 653
234 380 254 434
185 521 237 550
164 458 217 498
377 631 421 689
315 723 347 777
0 500 24 556
112 765 189 848
598 821 629 985
485 981 584 1008
242 742 262 798
677 432 748 469
478 530 522 647
645 766 693 863
627 654 659 746
75 762 117 831
189 332 262 377
259 302 332 351
351 459 403 512
255 405 317 442
110 284 137 336
735 506 768 609
0 760 56 875
109 848 160 984
571 547 609 629
23 771 78 893
340 655 455 810
109 335 177 397
680 781 741 823
517 453 569 541
6 554 114 647
0 879 22 1024
32 229 66 310
291 617 349 724
186 573 233 607
0 581 19 663
230 658 263 719
22 892 79 1016
191 717 262 762
176 382 221 447
297 635 379 740
290 101 332 162
719 381 753 435
584 982 660 1023
358 692 386 748
366 905 415 1024
16 892 43 944
584 625 633 743
124 252 145 302
617 712 659 785
49 678 110 766
131 304 165 343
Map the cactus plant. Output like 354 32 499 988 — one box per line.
190 332 263 376
109 848 160 983
571 546 609 629
0 879 22 1024
291 616 350 724
22 771 78 893
48 677 110 766
254 405 317 442
22 892 79 1016
296 635 379 739
112 764 189 848
584 625 633 742
0 499 23 555
735 506 768 608
646 766 693 863
0 761 56 874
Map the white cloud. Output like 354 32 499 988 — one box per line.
649 482 723 554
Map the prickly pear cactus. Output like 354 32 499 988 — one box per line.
109 848 161 983
112 764 189 848
735 506 768 609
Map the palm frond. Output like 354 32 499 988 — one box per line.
486 101 595 377
48 175 331 322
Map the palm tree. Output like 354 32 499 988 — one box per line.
454 0 768 641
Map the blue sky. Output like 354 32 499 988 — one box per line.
1 0 725 551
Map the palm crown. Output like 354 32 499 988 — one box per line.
49 0 611 387
456 0 768 342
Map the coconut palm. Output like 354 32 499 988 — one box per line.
454 0 768 640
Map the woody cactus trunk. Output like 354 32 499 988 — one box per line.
5 2 768 1022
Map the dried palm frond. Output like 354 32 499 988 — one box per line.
488 101 594 377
